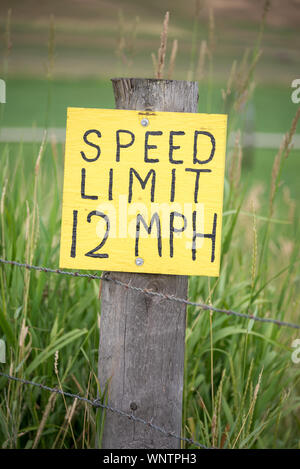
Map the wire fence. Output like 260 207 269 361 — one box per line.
1 257 299 330
0 256 299 450
0 371 210 449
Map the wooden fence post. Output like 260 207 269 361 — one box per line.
98 78 199 449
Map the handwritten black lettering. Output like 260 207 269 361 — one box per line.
128 168 156 203
135 213 162 257
169 131 185 164
85 210 110 258
193 131 215 164
116 130 135 162
80 129 101 162
81 168 98 200
185 168 211 203
192 211 217 262
144 131 162 163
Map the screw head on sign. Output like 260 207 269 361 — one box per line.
141 118 149 127
135 257 144 266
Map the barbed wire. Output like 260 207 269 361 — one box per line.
0 257 299 330
0 371 210 449
0 257 298 448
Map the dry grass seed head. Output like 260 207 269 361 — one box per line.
54 350 59 375
156 11 169 79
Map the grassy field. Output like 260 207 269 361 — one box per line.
0 0 299 82
0 0 300 450
0 132 299 448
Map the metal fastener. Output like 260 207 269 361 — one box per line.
135 257 144 266
141 118 149 127
130 402 138 411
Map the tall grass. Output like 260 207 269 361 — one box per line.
185 103 300 446
0 2 300 449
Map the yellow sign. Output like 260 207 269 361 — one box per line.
60 107 227 276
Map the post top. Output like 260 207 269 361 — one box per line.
111 77 198 85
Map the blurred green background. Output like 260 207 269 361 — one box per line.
0 0 299 203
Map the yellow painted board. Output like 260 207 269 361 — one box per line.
60 107 227 276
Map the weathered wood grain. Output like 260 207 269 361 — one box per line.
98 78 198 449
